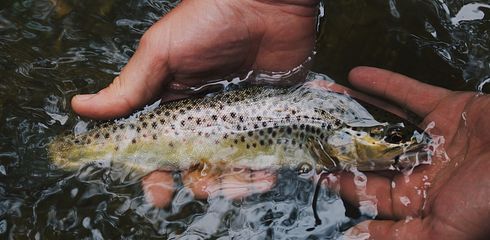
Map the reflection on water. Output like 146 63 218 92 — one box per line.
314 0 490 92
0 0 488 239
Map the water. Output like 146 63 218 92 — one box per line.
0 0 489 239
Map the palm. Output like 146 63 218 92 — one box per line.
341 67 490 239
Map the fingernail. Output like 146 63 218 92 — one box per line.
74 94 96 101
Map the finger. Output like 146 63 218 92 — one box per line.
343 219 429 240
72 21 171 119
142 170 175 208
332 165 435 220
348 67 451 118
309 80 408 119
215 168 276 199
183 168 276 200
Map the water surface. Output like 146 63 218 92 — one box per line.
1 0 489 239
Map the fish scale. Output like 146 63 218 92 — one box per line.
49 83 429 174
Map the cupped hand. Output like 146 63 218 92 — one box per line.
339 67 490 240
72 0 318 119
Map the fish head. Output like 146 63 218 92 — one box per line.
324 123 430 171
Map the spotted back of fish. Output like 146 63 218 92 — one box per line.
49 83 423 173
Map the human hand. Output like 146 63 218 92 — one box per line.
339 67 490 240
71 0 318 119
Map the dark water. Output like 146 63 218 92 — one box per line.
0 0 489 239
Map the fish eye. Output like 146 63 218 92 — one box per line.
385 126 404 143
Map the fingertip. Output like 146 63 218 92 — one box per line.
142 171 175 208
71 86 137 120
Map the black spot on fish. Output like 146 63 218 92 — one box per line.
152 122 158 129
94 133 100 138
234 139 239 144
87 139 92 144
267 128 273 134
74 139 80 144
156 109 162 115
286 127 292 134
260 140 265 146
291 140 296 145
142 122 148 128
169 142 174 147
300 132 305 138
327 124 332 130
104 133 110 139
241 136 246 142
172 115 177 120
257 116 262 121
212 115 218 121
268 139 273 145
293 124 298 130
237 125 241 130
254 124 259 129
164 111 170 116
114 146 119 151
112 126 118 132
181 120 186 127
259 130 264 136
291 110 297 114
160 119 165 125
223 133 229 139
130 124 135 129
186 106 192 110
246 144 250 149
300 124 305 130
262 122 267 127
179 109 186 114
230 112 237 118
247 132 253 137
132 139 137 144
149 113 155 119
136 127 141 133
221 116 227 121
335 119 341 126
271 131 277 138
239 116 244 122
305 125 310 132
252 143 257 148
196 118 202 125
187 116 193 121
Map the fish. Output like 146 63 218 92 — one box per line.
48 82 430 174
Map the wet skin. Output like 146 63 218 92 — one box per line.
71 0 319 119
144 67 490 240
68 0 489 238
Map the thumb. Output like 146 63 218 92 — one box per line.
72 30 170 120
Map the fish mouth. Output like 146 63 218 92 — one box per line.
393 144 430 171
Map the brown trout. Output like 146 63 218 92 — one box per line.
49 82 430 174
